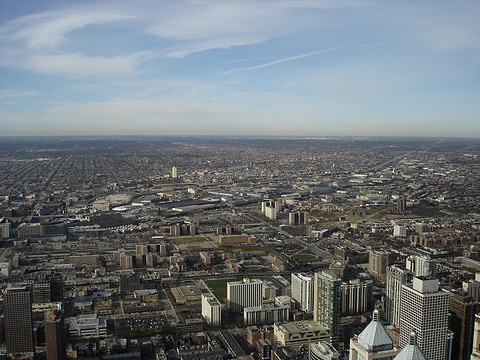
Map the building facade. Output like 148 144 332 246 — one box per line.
201 294 222 326
227 278 262 313
341 279 372 315
314 271 342 349
449 291 480 360
291 273 314 312
385 264 413 327
4 285 34 355
399 277 449 360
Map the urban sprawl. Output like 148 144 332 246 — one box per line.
0 136 480 360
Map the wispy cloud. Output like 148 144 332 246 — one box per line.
221 49 339 75
1 11 135 51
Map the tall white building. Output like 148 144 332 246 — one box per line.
262 200 279 220
341 279 372 315
406 255 437 279
171 166 178 178
385 264 412 327
291 273 314 312
202 294 221 326
399 277 449 360
227 278 262 313
393 224 406 237
463 272 480 302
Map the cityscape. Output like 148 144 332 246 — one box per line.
0 136 479 360
1 0 480 360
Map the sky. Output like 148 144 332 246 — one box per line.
1 0 479 138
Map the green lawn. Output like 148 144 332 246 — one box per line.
205 278 244 303
170 236 210 244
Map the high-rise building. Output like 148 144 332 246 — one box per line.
400 277 449 360
289 212 309 225
393 224 406 237
227 278 262 313
202 294 222 326
45 310 67 360
172 166 178 178
262 200 278 220
369 250 388 281
406 255 437 279
385 264 413 327
4 284 34 355
349 310 399 360
393 332 426 360
449 291 480 360
463 272 480 302
472 313 480 359
291 273 314 312
341 279 372 315
314 271 342 349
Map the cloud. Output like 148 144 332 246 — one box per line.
0 89 39 99
1 11 134 51
221 48 339 75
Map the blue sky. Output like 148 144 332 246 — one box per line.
1 0 479 137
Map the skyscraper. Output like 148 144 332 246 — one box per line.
172 166 178 178
399 277 449 360
202 294 222 326
314 271 342 349
369 250 388 281
341 279 372 315
45 310 67 360
227 278 262 313
448 291 480 360
385 264 412 327
349 310 399 360
291 273 314 312
4 284 34 355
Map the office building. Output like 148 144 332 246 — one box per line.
309 341 340 360
291 273 314 312
227 278 262 313
463 272 480 302
449 291 480 360
172 166 178 178
406 255 437 279
274 321 330 352
69 314 107 337
244 304 289 326
385 264 413 327
45 310 67 360
393 224 406 237
262 200 279 220
349 310 399 360
369 250 388 281
4 284 34 355
400 277 449 360
289 212 308 225
202 294 221 326
393 332 426 360
341 279 372 315
314 271 342 349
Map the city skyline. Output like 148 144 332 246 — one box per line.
1 0 479 137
